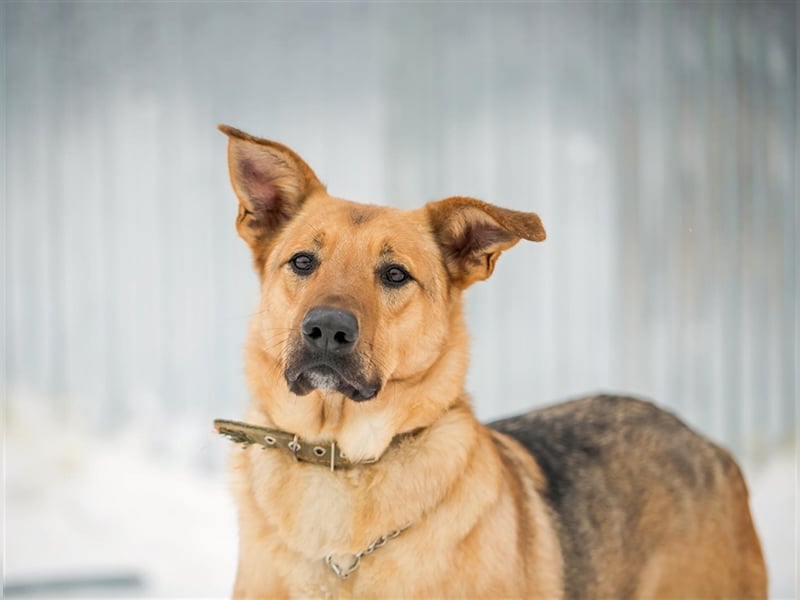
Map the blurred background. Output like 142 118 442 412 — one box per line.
4 2 797 598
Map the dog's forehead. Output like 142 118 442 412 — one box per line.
290 196 437 257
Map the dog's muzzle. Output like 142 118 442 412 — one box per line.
284 306 381 402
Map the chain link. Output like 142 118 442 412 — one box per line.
325 524 411 580
356 526 404 558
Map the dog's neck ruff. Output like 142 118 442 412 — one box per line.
215 418 416 580
213 418 419 470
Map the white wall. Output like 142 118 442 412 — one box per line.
5 2 796 466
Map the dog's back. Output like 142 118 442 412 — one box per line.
491 395 767 599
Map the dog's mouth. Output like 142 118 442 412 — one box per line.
285 362 381 402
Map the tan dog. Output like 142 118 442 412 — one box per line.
215 125 767 599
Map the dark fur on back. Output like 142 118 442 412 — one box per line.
490 395 740 600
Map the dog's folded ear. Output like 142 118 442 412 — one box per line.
426 196 546 288
218 125 323 266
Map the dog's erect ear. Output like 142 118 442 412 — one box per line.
218 125 323 260
426 196 546 288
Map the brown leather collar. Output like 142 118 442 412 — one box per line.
214 419 421 470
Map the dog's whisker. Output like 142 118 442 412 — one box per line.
263 338 291 354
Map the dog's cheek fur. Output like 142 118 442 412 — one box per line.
239 238 318 428
254 264 300 362
374 291 447 381
375 231 455 383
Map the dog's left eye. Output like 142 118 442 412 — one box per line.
382 265 411 286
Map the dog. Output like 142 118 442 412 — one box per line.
214 125 767 599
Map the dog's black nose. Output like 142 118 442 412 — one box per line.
302 306 359 353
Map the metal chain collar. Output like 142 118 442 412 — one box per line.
324 523 411 580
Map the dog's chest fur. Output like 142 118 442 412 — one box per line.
228 403 563 598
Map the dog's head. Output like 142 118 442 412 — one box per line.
220 126 545 456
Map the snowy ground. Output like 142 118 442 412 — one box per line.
5 422 797 599
5 422 238 598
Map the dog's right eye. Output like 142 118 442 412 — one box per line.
289 253 317 275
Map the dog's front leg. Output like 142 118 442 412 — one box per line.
232 565 291 600
232 536 292 600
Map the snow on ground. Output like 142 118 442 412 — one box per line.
5 419 798 599
5 422 238 598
